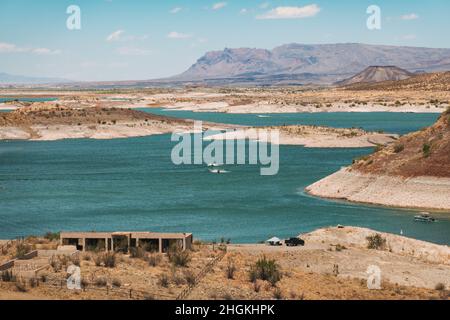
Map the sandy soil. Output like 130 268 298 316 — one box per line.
0 227 448 300
306 167 450 211
204 126 398 148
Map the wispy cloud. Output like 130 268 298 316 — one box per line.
257 4 320 20
0 42 61 55
170 7 182 14
167 31 192 39
212 2 227 10
240 8 248 15
259 2 270 9
106 30 125 42
401 13 419 20
32 48 62 55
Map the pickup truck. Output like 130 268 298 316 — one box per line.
285 237 305 247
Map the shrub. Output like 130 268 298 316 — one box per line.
15 280 28 292
44 232 60 241
435 283 445 291
366 234 387 250
95 277 107 287
184 271 196 287
129 247 146 259
168 245 191 267
147 254 162 267
49 256 62 272
102 252 116 268
273 288 283 300
94 254 103 267
112 278 121 288
226 259 237 279
15 242 31 259
29 278 38 288
249 256 282 285
423 143 431 158
158 274 169 288
393 144 404 153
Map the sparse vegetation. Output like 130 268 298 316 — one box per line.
226 258 237 279
366 234 387 250
157 273 169 288
147 253 162 267
393 144 404 153
435 283 445 291
44 232 60 241
248 256 282 285
422 143 431 158
15 242 32 259
168 245 191 267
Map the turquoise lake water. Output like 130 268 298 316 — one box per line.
0 111 449 244
0 97 57 103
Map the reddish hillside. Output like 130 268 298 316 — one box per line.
344 71 450 91
353 109 450 178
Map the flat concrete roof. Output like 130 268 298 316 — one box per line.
60 231 193 239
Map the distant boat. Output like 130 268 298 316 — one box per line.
414 212 436 223
208 163 221 167
209 169 229 174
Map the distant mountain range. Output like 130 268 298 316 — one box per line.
337 66 414 86
0 72 71 85
3 43 450 87
173 43 450 85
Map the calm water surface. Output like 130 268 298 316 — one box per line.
0 111 448 244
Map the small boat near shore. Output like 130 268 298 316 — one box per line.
414 212 436 223
209 169 229 174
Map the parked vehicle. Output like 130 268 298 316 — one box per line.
285 237 305 247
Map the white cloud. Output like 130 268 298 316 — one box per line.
0 42 61 55
0 42 27 53
240 8 248 14
257 4 320 20
116 47 151 56
167 31 192 39
106 30 125 42
212 2 227 10
401 13 419 20
32 48 62 55
170 7 182 14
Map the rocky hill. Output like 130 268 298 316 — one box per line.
174 43 450 85
337 66 413 86
343 71 450 91
306 109 450 210
353 109 450 178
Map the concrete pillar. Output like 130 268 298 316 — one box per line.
81 238 86 252
136 238 139 248
111 237 114 252
182 238 186 251
127 235 131 253
158 238 162 254
105 238 108 252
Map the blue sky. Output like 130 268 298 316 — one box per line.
0 0 449 81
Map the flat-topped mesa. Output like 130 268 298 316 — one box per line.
306 109 450 210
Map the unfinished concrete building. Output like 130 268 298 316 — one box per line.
60 231 193 253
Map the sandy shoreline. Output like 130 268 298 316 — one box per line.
306 167 450 211
158 101 447 114
205 126 398 148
